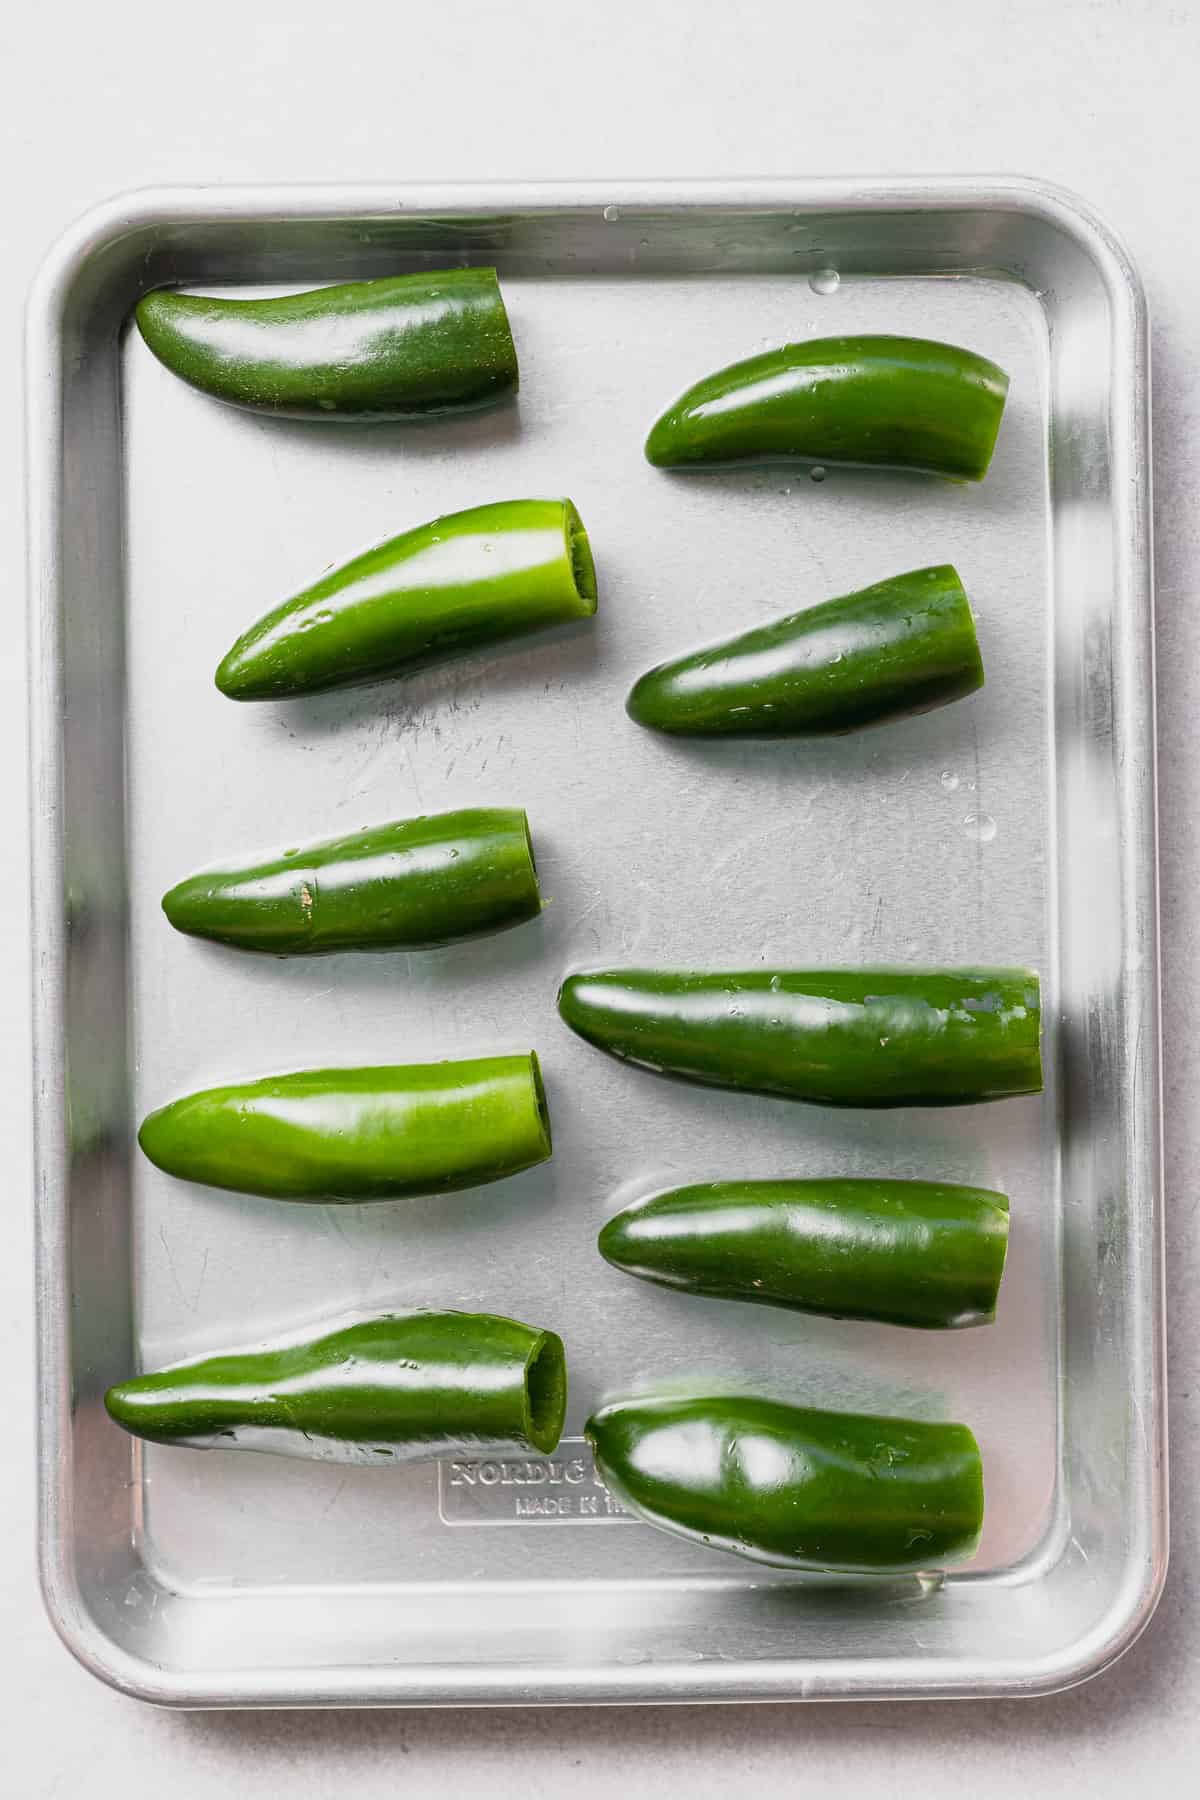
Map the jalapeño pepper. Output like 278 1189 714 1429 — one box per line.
599 1179 1010 1329
558 968 1043 1107
135 268 518 420
627 566 983 736
138 1053 552 1201
162 807 541 955
645 335 1008 479
587 1395 984 1572
215 498 597 700
106 1310 567 1462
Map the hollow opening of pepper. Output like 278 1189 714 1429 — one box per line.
564 502 598 614
527 1051 553 1156
523 1332 568 1453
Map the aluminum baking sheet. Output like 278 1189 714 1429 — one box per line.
27 178 1164 1706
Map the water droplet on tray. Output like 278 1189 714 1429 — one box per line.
603 204 620 223
809 267 840 296
940 771 960 792
809 466 827 483
963 811 997 844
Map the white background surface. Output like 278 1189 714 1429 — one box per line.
3 2 1196 1793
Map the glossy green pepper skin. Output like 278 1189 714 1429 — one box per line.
587 1395 983 1573
627 565 982 736
162 806 541 955
645 335 1008 479
558 968 1042 1107
599 1179 1010 1329
105 1310 567 1463
135 268 518 421
216 498 597 700
138 1053 551 1201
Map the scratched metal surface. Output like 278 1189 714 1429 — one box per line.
27 181 1162 1704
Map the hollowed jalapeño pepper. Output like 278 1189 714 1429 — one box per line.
587 1395 984 1573
105 1311 567 1463
558 968 1042 1107
599 1179 1010 1329
135 268 518 420
645 335 1008 480
216 498 597 701
138 1053 551 1201
162 806 541 955
627 565 983 736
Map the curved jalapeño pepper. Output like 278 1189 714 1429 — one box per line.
587 1394 984 1572
645 335 1008 479
216 498 597 700
106 1311 567 1462
599 1178 1010 1328
627 566 983 736
559 968 1043 1107
138 1053 552 1201
135 267 518 421
162 807 541 954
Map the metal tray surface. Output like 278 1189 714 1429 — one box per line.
27 178 1164 1706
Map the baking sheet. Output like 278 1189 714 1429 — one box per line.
27 180 1163 1703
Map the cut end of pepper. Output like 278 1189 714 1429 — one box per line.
962 362 1011 482
563 500 598 616
956 1425 986 1557
528 1051 553 1159
517 810 543 917
929 563 986 695
523 1330 568 1453
486 270 521 397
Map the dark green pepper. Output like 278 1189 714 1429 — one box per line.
216 498 597 701
162 806 541 955
106 1310 567 1462
138 1053 551 1201
587 1395 983 1572
627 565 983 736
599 1179 1010 1329
558 968 1042 1107
646 335 1008 479
135 268 518 420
